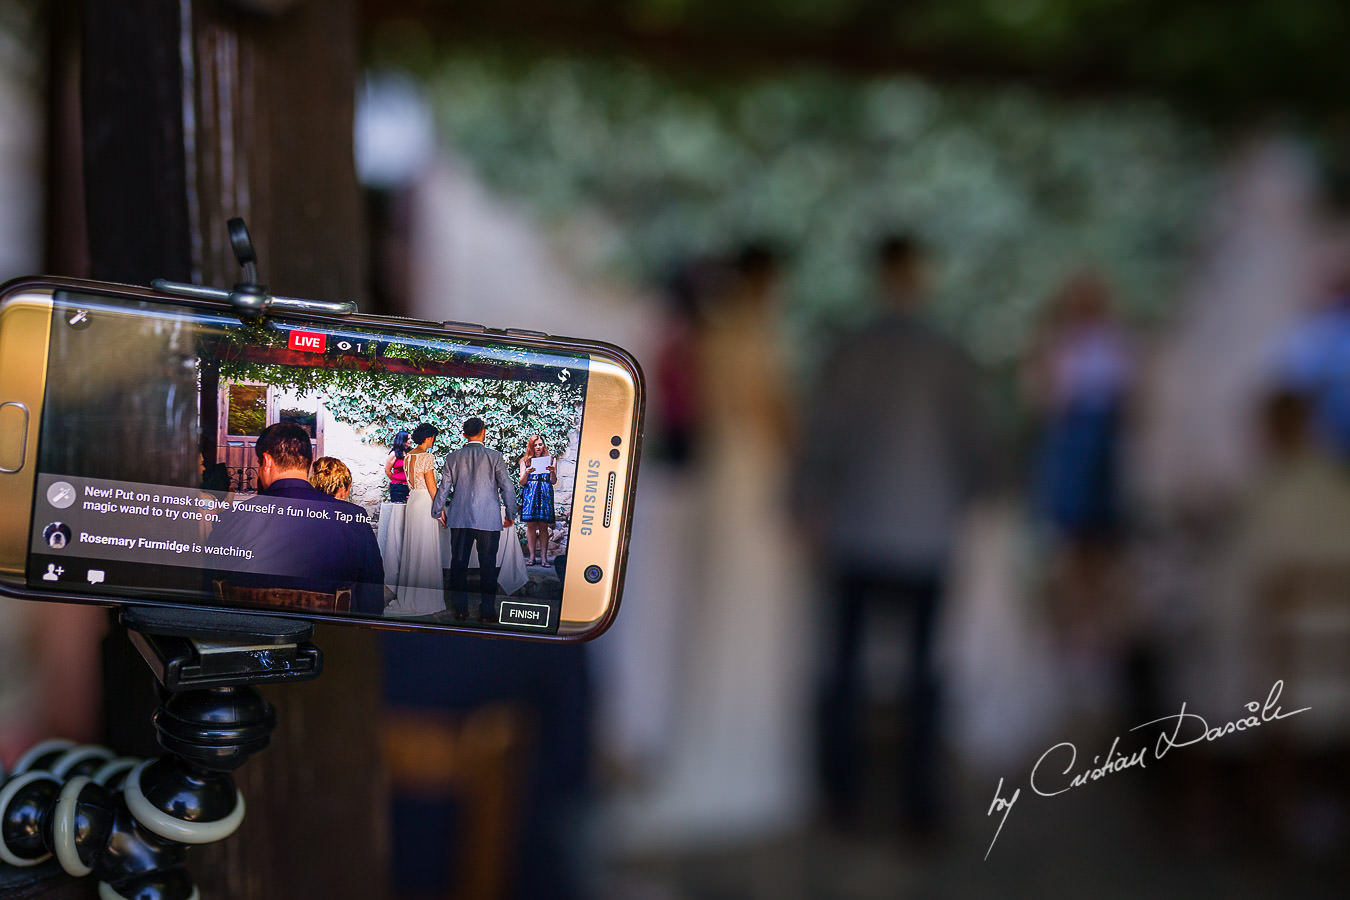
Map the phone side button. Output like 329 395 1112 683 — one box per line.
505 328 549 338
441 320 487 333
0 402 29 473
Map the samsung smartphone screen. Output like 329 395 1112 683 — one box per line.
22 289 629 637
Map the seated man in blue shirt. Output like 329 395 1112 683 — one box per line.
208 422 385 615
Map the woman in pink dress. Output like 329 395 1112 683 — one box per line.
384 429 412 503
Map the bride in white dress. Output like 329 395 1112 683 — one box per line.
386 424 446 616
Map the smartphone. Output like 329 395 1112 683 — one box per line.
0 277 643 640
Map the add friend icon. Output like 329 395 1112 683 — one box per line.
42 563 63 581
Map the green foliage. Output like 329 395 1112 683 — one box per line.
326 374 581 465
226 385 267 436
222 364 582 465
374 1 1350 116
423 55 1214 367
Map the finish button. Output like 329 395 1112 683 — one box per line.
498 601 551 629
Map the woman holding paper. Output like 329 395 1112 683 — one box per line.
518 434 557 566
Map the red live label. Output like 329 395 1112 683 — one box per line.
288 330 326 353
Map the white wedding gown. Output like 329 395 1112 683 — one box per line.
386 452 446 616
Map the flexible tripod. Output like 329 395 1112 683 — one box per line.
0 609 320 899
0 217 359 897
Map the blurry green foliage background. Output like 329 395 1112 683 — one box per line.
417 54 1214 365
375 1 1350 116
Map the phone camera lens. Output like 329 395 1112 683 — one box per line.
609 449 620 459
584 565 603 583
611 436 622 446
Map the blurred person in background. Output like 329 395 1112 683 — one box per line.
622 242 812 843
1198 388 1350 854
1025 270 1135 706
651 261 709 469
591 261 712 830
796 233 991 838
1274 259 1350 461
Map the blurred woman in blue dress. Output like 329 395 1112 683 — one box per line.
1027 271 1134 672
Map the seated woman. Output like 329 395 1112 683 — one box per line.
310 455 354 500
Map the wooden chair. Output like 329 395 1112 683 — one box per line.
1263 564 1350 743
380 706 530 900
1255 564 1350 851
211 579 353 613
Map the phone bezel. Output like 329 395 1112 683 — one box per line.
0 275 644 642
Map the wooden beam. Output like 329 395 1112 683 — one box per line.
81 2 389 898
359 0 1143 101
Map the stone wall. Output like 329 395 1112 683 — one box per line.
549 414 582 553
319 406 389 523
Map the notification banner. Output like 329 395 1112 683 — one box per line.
28 474 372 572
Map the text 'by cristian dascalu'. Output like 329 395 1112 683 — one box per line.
983 680 1310 859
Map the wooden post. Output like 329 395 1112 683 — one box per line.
81 2 388 897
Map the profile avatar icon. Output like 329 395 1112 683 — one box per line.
43 522 72 550
46 480 76 510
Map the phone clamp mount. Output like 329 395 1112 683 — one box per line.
152 216 358 322
0 607 321 900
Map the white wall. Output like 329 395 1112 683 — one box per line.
318 406 390 520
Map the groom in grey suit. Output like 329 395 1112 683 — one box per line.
429 416 518 622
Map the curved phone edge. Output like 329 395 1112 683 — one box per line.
0 286 53 580
0 275 648 642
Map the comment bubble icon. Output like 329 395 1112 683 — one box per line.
86 569 105 585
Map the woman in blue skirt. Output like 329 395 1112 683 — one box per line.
518 434 558 566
